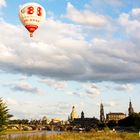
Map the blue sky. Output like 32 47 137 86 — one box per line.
0 0 140 120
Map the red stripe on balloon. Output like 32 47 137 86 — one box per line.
25 25 38 33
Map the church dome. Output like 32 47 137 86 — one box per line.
70 106 78 120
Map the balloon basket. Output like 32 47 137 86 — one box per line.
30 32 33 37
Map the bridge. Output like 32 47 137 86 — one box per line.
8 124 73 131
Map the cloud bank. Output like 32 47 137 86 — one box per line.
0 5 140 83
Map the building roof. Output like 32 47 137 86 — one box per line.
107 112 125 115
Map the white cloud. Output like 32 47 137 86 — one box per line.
11 101 75 119
0 0 6 8
3 99 48 119
12 83 39 93
84 83 101 97
85 0 124 13
39 78 67 90
115 84 134 92
3 98 18 106
0 11 140 83
118 12 140 32
67 83 101 98
18 76 29 81
104 101 118 107
131 8 140 16
119 10 140 43
66 2 108 27
6 81 43 95
103 0 123 7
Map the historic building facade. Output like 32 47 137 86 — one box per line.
106 112 126 122
72 111 99 128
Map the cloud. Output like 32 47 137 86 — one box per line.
0 0 6 8
131 8 140 16
119 9 140 44
0 19 87 80
85 0 124 15
3 99 49 119
0 9 140 83
104 101 119 107
12 83 39 94
103 0 123 7
66 2 108 27
18 76 29 81
6 81 43 94
2 98 27 119
114 84 134 92
11 101 74 119
67 83 101 98
39 78 67 90
84 83 101 97
3 98 18 106
47 102 72 117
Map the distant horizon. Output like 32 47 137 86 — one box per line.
8 100 136 120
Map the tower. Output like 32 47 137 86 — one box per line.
81 111 84 119
81 111 85 127
128 100 134 116
70 106 78 121
100 103 105 123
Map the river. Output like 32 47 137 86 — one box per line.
0 131 61 139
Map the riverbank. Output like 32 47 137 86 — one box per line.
0 130 139 140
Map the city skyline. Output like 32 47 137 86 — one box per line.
0 0 140 120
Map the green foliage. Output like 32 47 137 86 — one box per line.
0 98 12 132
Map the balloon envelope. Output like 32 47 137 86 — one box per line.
19 3 46 37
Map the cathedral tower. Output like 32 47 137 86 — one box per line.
128 100 134 116
100 103 105 123
81 111 84 119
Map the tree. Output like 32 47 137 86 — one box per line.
118 113 140 130
107 120 118 128
0 98 12 132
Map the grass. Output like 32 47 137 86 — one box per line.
0 131 139 140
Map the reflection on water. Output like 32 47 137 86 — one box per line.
1 131 61 139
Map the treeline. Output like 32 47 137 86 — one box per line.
118 113 140 129
9 119 48 125
9 119 29 125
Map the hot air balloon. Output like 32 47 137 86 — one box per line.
19 3 46 37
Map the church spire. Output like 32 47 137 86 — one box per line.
81 111 84 119
128 100 134 116
100 103 105 123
